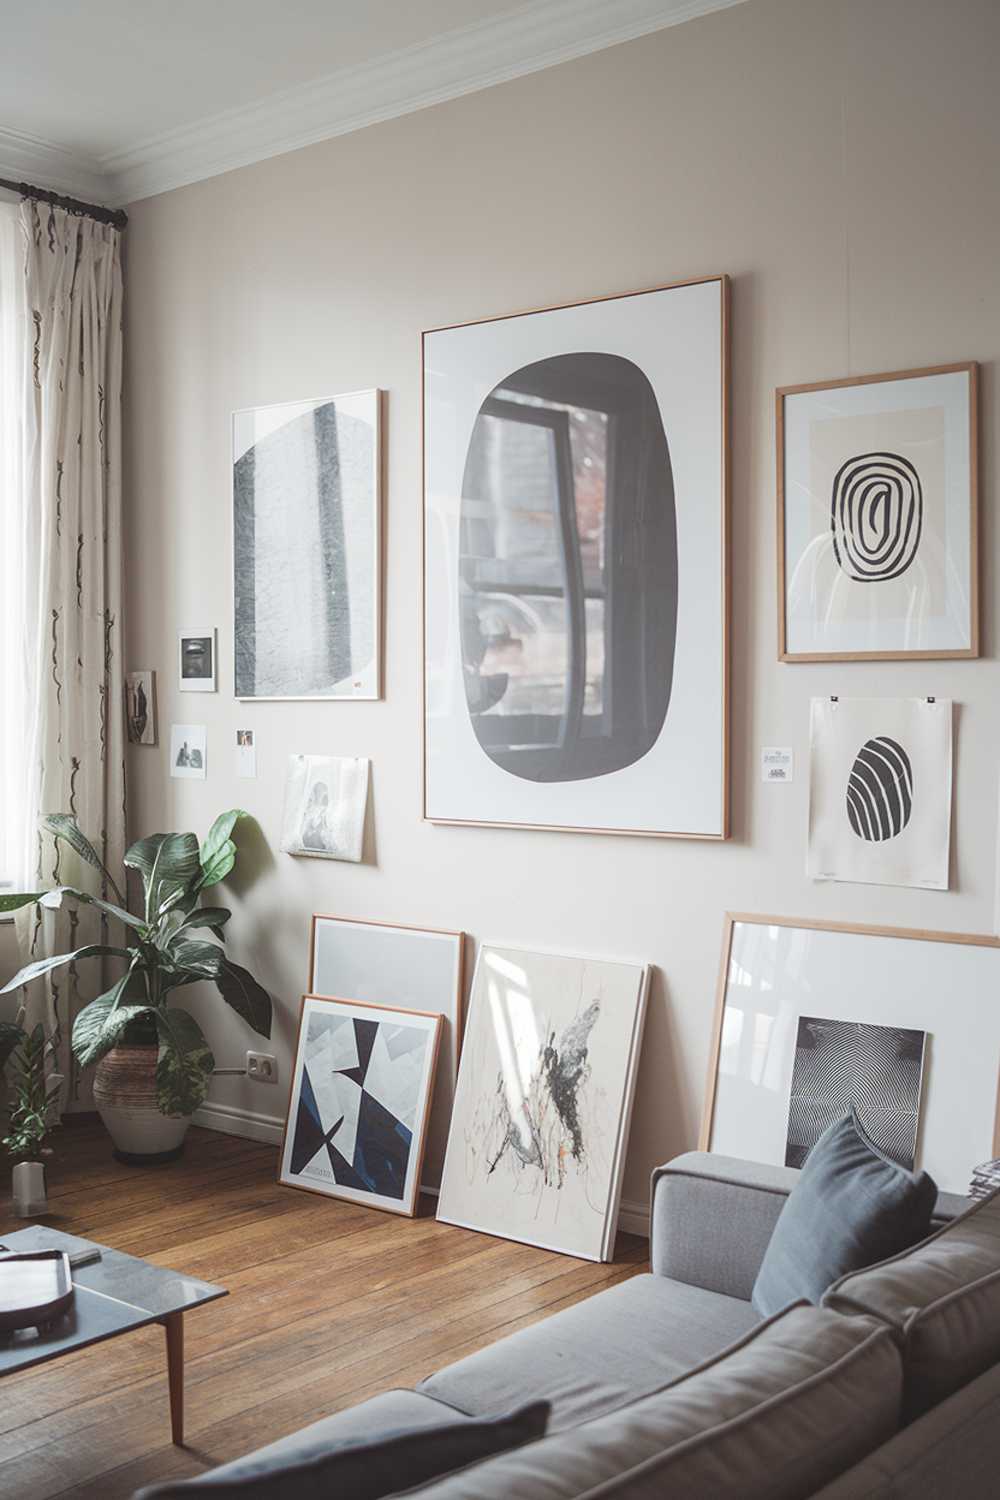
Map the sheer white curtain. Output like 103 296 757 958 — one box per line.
0 199 28 891
11 199 127 1108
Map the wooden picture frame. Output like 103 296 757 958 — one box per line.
701 913 1000 1194
278 994 442 1218
422 274 730 840
777 362 978 662
308 914 466 1189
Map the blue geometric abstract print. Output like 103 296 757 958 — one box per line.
291 1012 426 1200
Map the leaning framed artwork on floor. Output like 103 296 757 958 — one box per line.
436 945 650 1261
422 275 729 839
701 913 1000 1195
279 996 442 1217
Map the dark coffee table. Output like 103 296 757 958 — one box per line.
0 1225 226 1444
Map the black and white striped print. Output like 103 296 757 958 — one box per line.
847 736 913 842
831 451 923 583
785 1016 926 1170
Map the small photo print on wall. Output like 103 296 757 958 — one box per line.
179 628 217 691
779 364 977 660
808 697 952 890
170 724 207 779
236 728 256 779
785 1015 927 1170
125 670 156 745
280 754 369 863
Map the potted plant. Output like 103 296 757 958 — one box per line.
0 810 272 1164
2 1020 62 1214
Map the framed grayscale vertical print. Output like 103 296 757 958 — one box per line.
778 363 978 661
422 276 729 839
233 389 382 699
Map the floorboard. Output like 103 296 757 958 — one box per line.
0 1122 646 1499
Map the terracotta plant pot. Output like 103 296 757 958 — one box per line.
93 1045 191 1165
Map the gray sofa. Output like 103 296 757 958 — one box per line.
140 1152 1000 1499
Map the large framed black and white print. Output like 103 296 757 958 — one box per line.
701 914 1000 1194
778 363 978 661
233 390 382 700
422 276 729 839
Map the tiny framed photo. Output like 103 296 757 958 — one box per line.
125 670 156 745
179 628 217 691
777 363 978 661
170 723 207 779
279 995 442 1216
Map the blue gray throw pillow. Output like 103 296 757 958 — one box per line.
134 1401 550 1500
752 1111 937 1319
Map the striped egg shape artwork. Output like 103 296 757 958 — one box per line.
831 451 923 582
846 736 913 842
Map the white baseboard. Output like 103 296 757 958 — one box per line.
191 1101 651 1241
617 1198 651 1238
192 1099 285 1145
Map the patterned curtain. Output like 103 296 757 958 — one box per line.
13 200 127 1112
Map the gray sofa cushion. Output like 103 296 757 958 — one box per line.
404 1303 901 1499
419 1271 759 1431
752 1113 937 1318
808 1360 1000 1500
133 1390 548 1500
823 1185 1000 1419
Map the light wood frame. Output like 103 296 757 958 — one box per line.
308 913 466 1067
776 361 979 662
278 994 442 1218
420 273 731 840
700 912 1000 1163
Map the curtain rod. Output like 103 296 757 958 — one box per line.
0 176 127 230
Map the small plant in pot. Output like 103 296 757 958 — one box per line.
1 811 272 1165
1 1020 62 1215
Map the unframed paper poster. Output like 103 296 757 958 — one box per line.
807 696 952 890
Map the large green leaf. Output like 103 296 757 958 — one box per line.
72 970 152 1068
125 833 201 921
0 892 44 914
168 937 226 978
0 944 131 997
170 906 231 940
0 1020 24 1071
199 810 245 882
214 960 272 1039
39 885 145 931
155 1007 214 1116
42 815 125 904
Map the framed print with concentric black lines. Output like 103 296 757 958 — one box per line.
777 362 978 661
700 914 1000 1195
422 274 729 840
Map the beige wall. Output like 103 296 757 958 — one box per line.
122 0 1000 1219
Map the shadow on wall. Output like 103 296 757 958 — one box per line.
627 966 691 1194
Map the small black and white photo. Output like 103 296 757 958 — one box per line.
170 723 208 780
785 1014 927 1170
125 670 156 745
179 628 217 691
280 754 369 862
236 727 257 779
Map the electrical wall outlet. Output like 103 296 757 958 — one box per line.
246 1051 277 1084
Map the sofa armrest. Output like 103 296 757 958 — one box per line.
649 1153 797 1300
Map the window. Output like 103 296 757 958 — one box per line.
0 198 26 887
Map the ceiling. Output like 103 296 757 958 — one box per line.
0 0 745 207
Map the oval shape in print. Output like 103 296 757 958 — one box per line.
846 736 913 842
458 353 677 784
831 451 923 583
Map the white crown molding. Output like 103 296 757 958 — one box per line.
103 0 747 205
0 125 111 204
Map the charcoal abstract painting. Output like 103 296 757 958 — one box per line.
436 947 648 1261
233 390 381 699
831 452 923 582
785 1015 927 1170
847 736 913 842
280 997 441 1216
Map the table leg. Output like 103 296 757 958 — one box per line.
162 1311 184 1445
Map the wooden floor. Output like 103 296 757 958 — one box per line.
0 1122 646 1500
